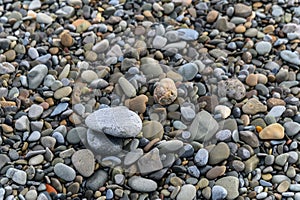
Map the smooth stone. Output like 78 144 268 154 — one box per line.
158 140 183 154
284 121 300 136
278 180 290 193
234 3 252 17
177 29 199 40
194 148 209 166
15 115 30 131
259 123 285 140
272 175 291 184
36 13 53 24
242 98 267 115
239 131 259 148
26 186 38 198
189 110 219 142
50 103 69 117
214 105 231 119
181 106 196 121
81 70 98 83
142 121 164 140
29 154 44 165
54 163 76 182
27 64 48 89
206 166 226 179
176 184 196 200
54 86 72 99
244 155 259 174
212 185 227 200
266 106 286 118
280 50 300 65
137 148 163 174
28 131 41 142
85 106 142 138
86 170 108 191
178 63 198 81
215 176 239 200
92 39 109 53
128 176 157 192
72 149 95 177
255 41 272 55
118 77 136 98
28 104 43 120
6 168 27 185
152 35 167 49
66 127 85 144
124 148 143 166
85 129 122 156
208 142 230 165
275 153 289 166
215 130 232 141
0 154 10 170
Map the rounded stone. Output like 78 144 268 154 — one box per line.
85 106 142 138
154 78 177 105
71 149 95 177
259 123 285 140
176 184 196 200
54 163 76 182
128 176 157 192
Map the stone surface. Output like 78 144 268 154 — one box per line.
71 149 95 177
54 163 76 182
259 123 285 140
85 106 142 138
176 184 196 200
215 176 239 200
128 176 158 192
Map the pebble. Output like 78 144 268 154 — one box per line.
178 63 198 81
92 39 109 53
124 94 148 113
259 123 285 140
255 41 272 55
137 148 163 174
208 142 230 165
189 110 219 142
234 3 252 17
6 168 27 185
36 13 53 24
280 50 300 65
54 163 76 182
154 78 177 105
86 170 108 191
28 104 43 120
128 176 157 192
284 121 300 136
194 148 209 166
71 149 95 177
27 64 48 89
212 185 227 200
218 78 246 100
118 77 136 98
215 176 239 199
85 106 142 138
242 98 267 115
176 184 196 200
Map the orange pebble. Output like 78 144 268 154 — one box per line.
256 126 263 133
46 184 57 195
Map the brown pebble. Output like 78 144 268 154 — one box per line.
4 50 16 61
125 95 148 114
49 47 59 54
245 74 258 86
263 25 275 33
206 166 226 179
1 124 13 133
207 10 219 23
144 138 160 152
60 31 73 47
235 25 246 33
0 101 16 107
267 98 286 108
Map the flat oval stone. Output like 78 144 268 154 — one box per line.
259 123 285 140
128 176 157 192
85 106 142 138
54 163 76 182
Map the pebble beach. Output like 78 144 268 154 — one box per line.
1 0 300 200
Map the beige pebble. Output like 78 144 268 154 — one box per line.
259 123 285 140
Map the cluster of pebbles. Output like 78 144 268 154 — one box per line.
2 0 300 200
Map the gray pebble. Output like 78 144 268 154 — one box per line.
54 163 76 182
